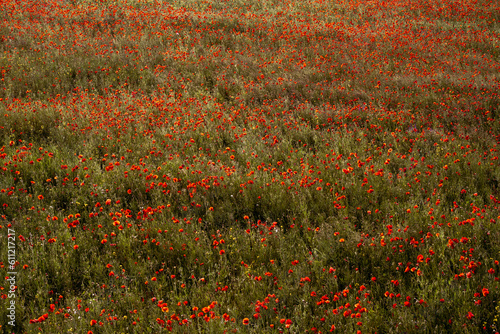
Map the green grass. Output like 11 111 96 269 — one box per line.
1 0 500 333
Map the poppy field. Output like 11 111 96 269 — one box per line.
1 0 500 332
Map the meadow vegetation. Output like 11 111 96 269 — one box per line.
0 0 499 332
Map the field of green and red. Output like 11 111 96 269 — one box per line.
1 0 499 332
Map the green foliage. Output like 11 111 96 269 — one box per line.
0 0 500 333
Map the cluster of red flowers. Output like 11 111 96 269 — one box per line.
1 0 499 332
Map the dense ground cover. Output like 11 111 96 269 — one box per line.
0 0 499 332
